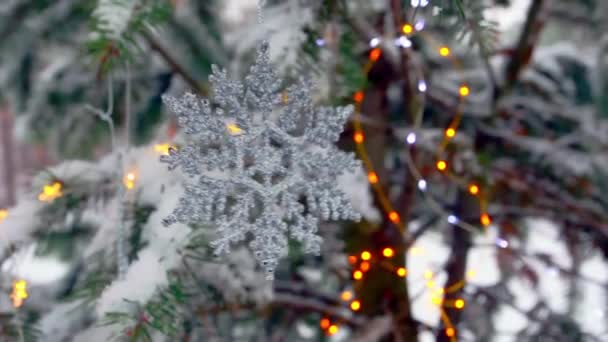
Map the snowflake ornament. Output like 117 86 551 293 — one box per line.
161 42 360 279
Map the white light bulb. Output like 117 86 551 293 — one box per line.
418 80 427 92
414 20 425 31
395 36 412 48
315 38 325 47
447 215 459 224
411 0 420 7
421 0 429 7
369 37 381 48
406 132 416 144
496 238 509 249
417 179 427 191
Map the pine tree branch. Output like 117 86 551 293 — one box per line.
500 0 548 97
141 29 208 96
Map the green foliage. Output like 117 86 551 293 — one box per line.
128 204 154 262
438 0 500 53
88 0 172 73
0 312 42 342
101 281 187 341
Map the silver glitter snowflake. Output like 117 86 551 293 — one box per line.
161 42 360 278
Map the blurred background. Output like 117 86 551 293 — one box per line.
0 0 607 341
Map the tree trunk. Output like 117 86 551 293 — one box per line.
0 107 16 207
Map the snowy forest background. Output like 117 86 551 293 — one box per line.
0 0 607 341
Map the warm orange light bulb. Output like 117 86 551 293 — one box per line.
226 123 243 135
459 85 470 97
436 160 447 171
388 211 400 223
360 261 370 272
439 46 450 57
354 132 365 143
328 324 339 335
455 299 465 309
480 213 491 226
353 91 365 103
361 251 371 260
446 328 455 337
382 247 395 258
348 255 357 265
468 184 480 195
154 143 175 156
397 267 407 277
350 300 361 311
445 128 456 138
369 48 382 61
367 172 379 184
341 290 353 301
320 318 330 329
0 209 7 221
353 270 363 280
402 24 413 34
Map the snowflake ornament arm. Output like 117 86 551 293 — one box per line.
161 42 361 279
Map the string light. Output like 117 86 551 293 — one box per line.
417 179 427 191
328 325 339 335
353 92 365 104
397 267 407 277
360 261 370 272
436 160 447 171
320 318 330 329
406 132 417 144
361 251 371 261
350 300 361 311
445 128 456 138
315 38 325 47
123 172 137 190
454 299 465 309
341 291 353 301
417 80 427 92
348 255 357 264
353 270 363 280
496 238 509 249
402 24 413 34
369 48 382 62
382 247 395 258
414 19 425 31
227 123 243 135
459 85 470 97
10 279 28 308
0 209 7 222
468 184 479 195
446 328 456 337
424 270 434 279
447 215 459 225
439 46 451 57
431 296 443 305
353 132 365 143
367 172 379 184
480 213 491 227
396 36 412 48
38 181 63 202
154 143 175 156
369 37 381 48
389 211 400 223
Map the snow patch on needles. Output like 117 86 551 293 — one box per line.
93 0 136 40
